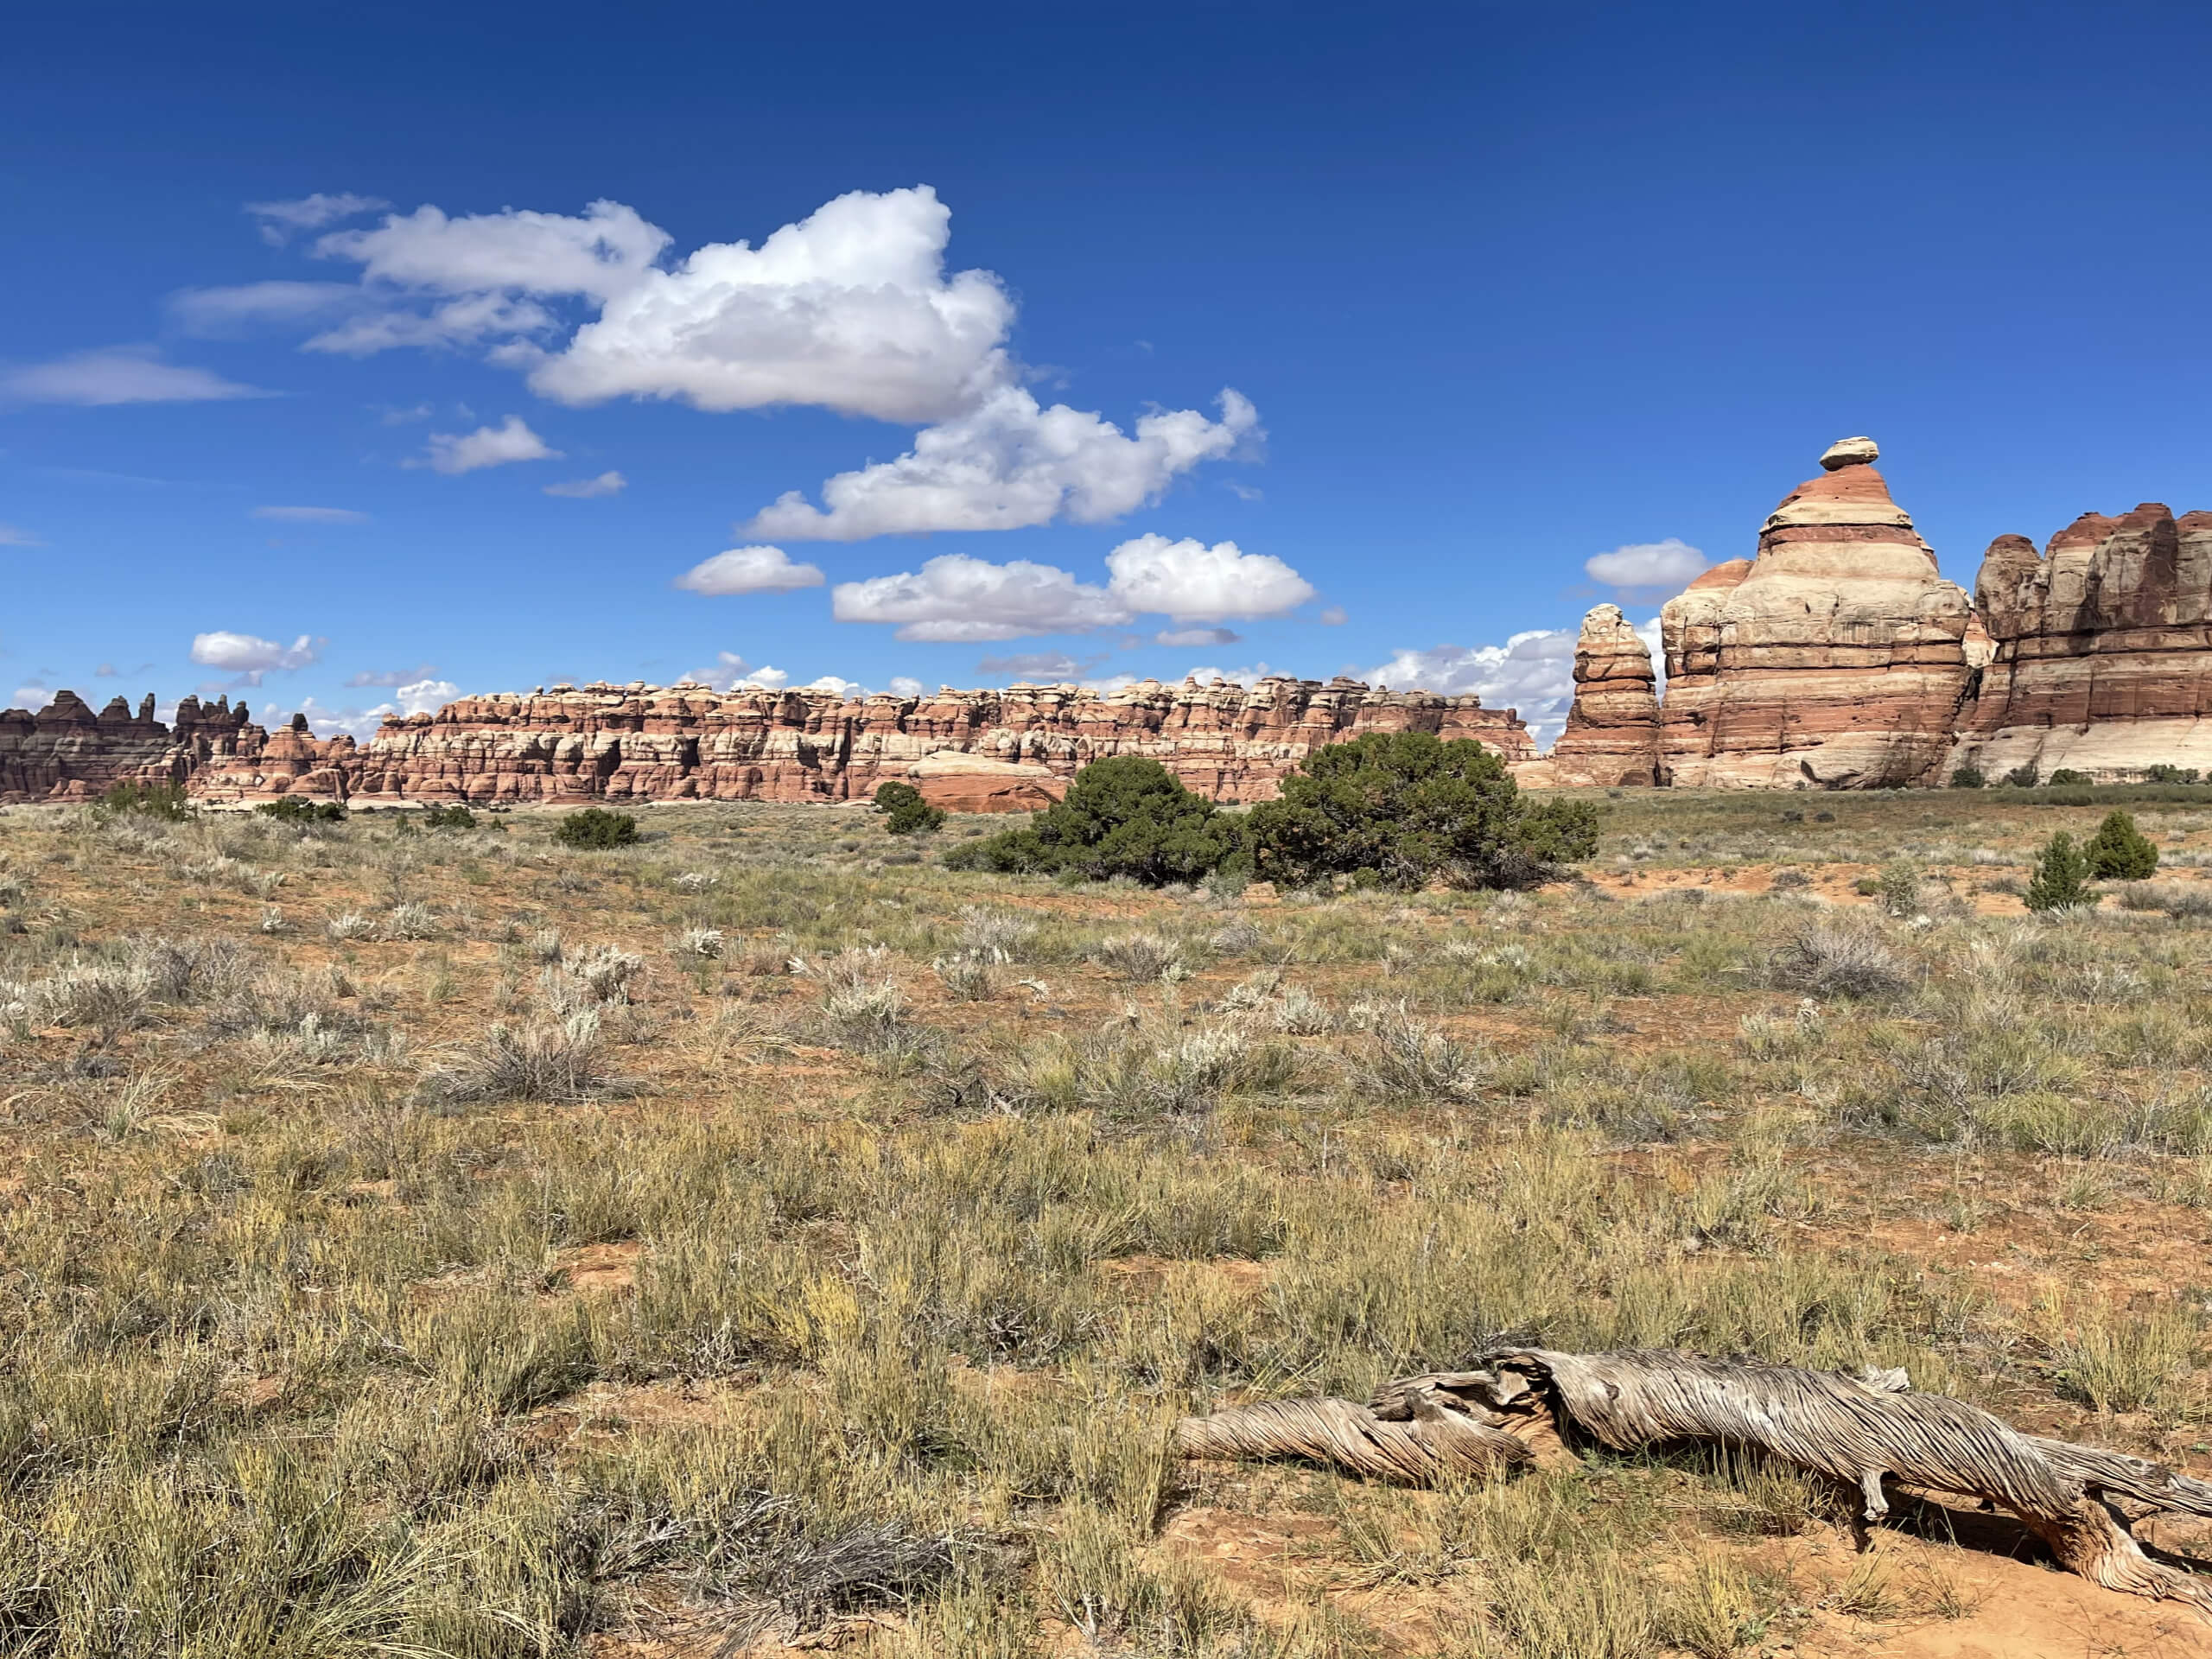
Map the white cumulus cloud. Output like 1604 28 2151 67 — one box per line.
1103 532 1312 621
532 186 1011 423
543 470 626 499
1585 537 1707 601
195 182 1259 539
413 416 558 475
1367 629 1580 747
1184 663 1274 687
1 346 270 405
677 652 790 692
832 554 1132 643
190 631 323 684
832 533 1314 644
253 505 369 523
674 545 825 595
747 387 1259 542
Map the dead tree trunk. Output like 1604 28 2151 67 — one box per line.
1173 1345 2212 1618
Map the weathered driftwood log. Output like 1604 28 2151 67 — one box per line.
1173 1345 2212 1618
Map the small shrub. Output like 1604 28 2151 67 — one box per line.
2049 768 2093 786
945 756 1238 886
672 870 718 893
818 975 910 1052
555 807 639 849
420 803 476 830
31 963 151 1033
1949 766 1986 789
99 779 188 820
932 950 1000 1001
1349 1002 1486 1100
874 781 946 836
957 906 1038 959
543 944 643 1012
429 1010 616 1103
1209 917 1265 954
677 926 725 960
325 911 377 941
2003 763 2039 788
255 795 346 823
2024 830 2091 912
1769 922 1909 999
1093 933 1189 984
2085 809 2158 880
383 901 438 941
1874 860 1922 918
1246 730 1598 891
2147 764 2202 785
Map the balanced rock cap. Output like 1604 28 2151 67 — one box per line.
1819 435 1879 471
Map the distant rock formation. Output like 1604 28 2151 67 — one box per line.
0 677 1535 809
0 690 243 802
1655 437 1976 787
1544 604 1662 786
188 713 359 804
334 677 1535 807
1953 504 2212 780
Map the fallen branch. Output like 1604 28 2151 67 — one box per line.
1173 1345 2212 1618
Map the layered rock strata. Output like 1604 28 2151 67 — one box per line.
1656 437 1975 787
1 677 1535 808
335 676 1535 806
1953 504 2212 779
0 691 251 803
1543 604 1662 786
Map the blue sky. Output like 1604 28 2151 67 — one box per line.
6 2 2211 745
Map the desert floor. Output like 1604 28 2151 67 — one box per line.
8 786 2212 1657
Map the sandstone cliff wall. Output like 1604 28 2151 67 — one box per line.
1656 437 1975 788
0 677 1535 808
0 691 251 803
336 676 1535 806
1952 505 2212 780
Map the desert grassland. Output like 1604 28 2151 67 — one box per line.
6 789 2212 1656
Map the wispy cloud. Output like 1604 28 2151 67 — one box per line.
252 505 370 524
245 192 389 245
543 470 626 499
1 346 272 406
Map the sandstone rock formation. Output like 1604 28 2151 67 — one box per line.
188 714 359 805
3 677 1535 809
1656 437 1975 787
1544 604 1662 786
1953 504 2212 780
0 691 244 803
336 676 1535 807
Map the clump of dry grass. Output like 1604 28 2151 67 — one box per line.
1768 920 1910 999
426 1008 620 1103
1092 932 1189 984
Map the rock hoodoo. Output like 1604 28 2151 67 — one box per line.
1656 436 1976 787
1954 504 2212 780
1543 604 1662 786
